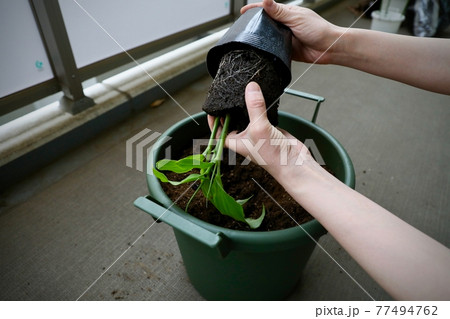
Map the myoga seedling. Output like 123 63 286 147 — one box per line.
153 114 265 229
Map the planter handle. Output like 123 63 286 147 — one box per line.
134 196 231 258
284 88 325 124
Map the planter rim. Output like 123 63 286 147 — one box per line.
146 111 355 251
371 10 405 21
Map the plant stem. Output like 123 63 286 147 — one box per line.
212 114 230 163
185 181 201 212
206 114 230 198
203 117 220 161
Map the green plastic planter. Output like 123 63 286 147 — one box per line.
134 111 355 300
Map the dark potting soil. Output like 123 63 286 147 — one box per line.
160 147 320 232
202 49 285 132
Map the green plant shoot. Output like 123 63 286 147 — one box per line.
153 114 265 229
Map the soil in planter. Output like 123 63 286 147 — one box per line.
202 49 285 132
160 145 333 231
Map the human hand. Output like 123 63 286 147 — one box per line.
241 0 343 63
207 82 316 180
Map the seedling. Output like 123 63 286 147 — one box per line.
153 114 265 229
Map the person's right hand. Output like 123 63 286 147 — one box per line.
241 0 343 63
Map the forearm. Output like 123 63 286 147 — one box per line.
276 161 450 300
330 28 450 95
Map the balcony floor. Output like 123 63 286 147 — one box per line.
1 0 449 301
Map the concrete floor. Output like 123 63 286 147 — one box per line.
1 1 449 300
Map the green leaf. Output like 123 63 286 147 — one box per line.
236 196 253 206
245 205 266 229
156 154 212 173
201 175 246 223
153 167 204 185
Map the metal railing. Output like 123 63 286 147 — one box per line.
0 0 333 119
0 0 247 116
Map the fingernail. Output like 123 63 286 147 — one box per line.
246 81 261 93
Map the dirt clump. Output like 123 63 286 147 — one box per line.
202 49 285 132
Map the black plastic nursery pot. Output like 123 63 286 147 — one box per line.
203 7 293 132
134 111 355 300
206 7 292 87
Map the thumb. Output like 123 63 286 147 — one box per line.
262 0 291 25
241 1 289 24
245 82 268 125
225 82 270 157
